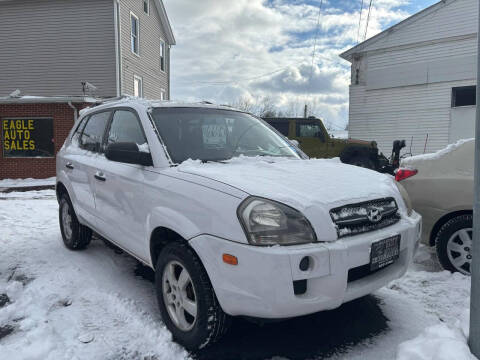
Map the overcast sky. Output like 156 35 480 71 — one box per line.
163 0 438 129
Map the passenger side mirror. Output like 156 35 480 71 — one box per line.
106 142 153 166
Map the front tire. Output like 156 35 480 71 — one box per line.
59 195 92 250
155 242 230 350
435 214 472 275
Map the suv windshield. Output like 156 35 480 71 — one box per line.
151 107 301 163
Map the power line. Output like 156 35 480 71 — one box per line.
363 0 374 41
308 0 324 87
356 0 365 44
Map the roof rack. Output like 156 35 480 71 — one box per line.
91 95 130 107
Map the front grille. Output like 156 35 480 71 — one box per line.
330 198 400 238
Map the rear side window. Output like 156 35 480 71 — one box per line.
268 121 289 136
80 111 111 152
297 122 325 141
107 110 147 147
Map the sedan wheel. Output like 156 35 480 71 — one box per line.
162 261 198 332
446 228 472 275
435 214 473 275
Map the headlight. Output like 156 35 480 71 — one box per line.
237 197 317 246
395 182 413 216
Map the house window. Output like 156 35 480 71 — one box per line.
134 75 143 98
452 86 476 107
160 40 166 72
143 0 149 15
131 12 139 55
160 89 166 101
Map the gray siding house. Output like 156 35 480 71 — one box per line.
0 0 175 99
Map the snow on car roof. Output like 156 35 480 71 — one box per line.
401 138 474 167
79 96 242 118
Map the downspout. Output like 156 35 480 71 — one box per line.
68 101 78 123
114 0 122 96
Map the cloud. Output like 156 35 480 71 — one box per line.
163 0 431 128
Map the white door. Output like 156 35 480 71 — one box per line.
94 109 150 262
63 111 111 227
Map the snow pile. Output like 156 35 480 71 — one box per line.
396 311 476 360
0 177 55 189
0 195 189 360
401 139 474 167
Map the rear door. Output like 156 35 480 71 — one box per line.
62 111 111 227
94 108 150 262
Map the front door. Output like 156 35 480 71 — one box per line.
94 109 151 262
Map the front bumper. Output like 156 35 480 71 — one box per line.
189 211 421 319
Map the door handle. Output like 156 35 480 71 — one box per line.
66 162 74 170
94 172 106 182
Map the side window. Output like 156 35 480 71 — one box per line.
297 123 325 141
80 112 111 152
107 110 147 148
71 116 89 145
269 121 289 136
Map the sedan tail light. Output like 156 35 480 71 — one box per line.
395 168 418 182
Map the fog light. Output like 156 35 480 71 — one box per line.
299 256 310 271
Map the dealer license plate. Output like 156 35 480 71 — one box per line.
370 235 400 271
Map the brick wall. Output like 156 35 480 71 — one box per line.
0 102 89 179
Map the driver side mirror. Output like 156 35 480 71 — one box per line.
106 142 153 166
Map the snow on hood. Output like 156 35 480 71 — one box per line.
177 156 400 212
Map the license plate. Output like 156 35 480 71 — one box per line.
370 235 400 271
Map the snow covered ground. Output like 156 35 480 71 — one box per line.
0 190 474 359
0 177 56 189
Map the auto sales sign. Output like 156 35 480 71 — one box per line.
2 118 54 158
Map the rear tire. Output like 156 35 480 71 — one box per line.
348 155 375 170
435 214 472 275
59 195 92 250
155 242 230 350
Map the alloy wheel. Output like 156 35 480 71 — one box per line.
162 261 198 331
61 202 73 240
446 228 472 275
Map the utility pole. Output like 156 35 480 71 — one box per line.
469 3 480 356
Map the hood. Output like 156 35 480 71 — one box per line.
177 157 401 212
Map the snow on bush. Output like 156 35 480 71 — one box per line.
396 310 477 360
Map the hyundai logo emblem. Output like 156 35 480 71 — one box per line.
367 207 383 223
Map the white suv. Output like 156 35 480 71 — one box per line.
56 98 421 349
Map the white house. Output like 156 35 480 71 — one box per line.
341 0 478 156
